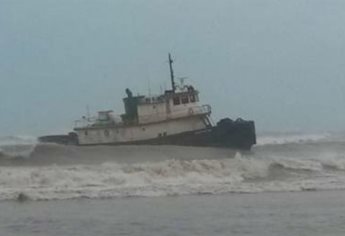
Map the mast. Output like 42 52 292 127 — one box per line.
168 53 175 93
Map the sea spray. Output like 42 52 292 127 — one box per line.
0 154 345 201
0 136 37 159
1 133 345 201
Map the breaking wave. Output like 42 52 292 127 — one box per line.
1 133 345 201
0 136 37 159
0 135 37 146
2 154 345 201
256 132 330 146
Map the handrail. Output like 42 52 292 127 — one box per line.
138 104 211 124
74 104 212 128
74 117 97 129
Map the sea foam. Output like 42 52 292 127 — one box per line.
0 154 345 201
1 134 345 201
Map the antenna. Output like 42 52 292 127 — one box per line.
86 105 90 121
147 78 151 96
168 53 175 93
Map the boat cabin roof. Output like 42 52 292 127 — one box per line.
129 89 199 106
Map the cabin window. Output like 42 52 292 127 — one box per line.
190 94 196 103
158 133 162 137
145 98 150 103
181 95 189 104
104 130 109 137
84 130 88 136
173 96 180 105
163 132 167 136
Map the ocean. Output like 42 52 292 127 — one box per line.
0 133 345 235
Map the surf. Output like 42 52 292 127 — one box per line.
1 133 345 201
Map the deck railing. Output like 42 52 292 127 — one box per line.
74 117 97 129
74 104 212 128
138 104 211 124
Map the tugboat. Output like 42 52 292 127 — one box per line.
39 54 256 150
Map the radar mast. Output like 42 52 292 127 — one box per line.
168 53 175 93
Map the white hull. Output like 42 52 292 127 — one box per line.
76 115 207 145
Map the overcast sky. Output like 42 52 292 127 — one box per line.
1 0 345 136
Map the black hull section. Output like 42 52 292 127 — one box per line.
121 118 256 150
38 133 79 146
39 118 256 150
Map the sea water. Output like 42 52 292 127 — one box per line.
0 133 345 235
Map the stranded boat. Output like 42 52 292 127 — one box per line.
39 54 256 150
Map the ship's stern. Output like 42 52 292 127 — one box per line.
216 118 256 150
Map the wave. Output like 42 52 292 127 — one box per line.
0 143 238 166
2 153 345 201
1 134 345 201
0 136 38 160
256 132 330 146
0 132 338 160
0 135 37 146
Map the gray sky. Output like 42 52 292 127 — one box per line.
1 0 345 136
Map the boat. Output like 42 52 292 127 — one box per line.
39 54 256 150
